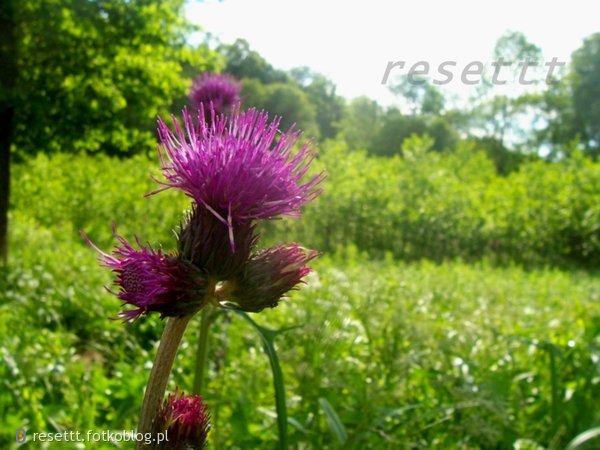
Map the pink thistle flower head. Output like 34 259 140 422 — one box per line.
228 244 318 312
189 72 241 119
152 389 210 449
153 107 325 250
81 229 207 321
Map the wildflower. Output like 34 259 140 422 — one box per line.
152 389 210 449
154 107 325 248
189 73 240 119
81 230 207 321
228 244 318 312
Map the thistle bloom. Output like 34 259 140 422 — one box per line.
152 389 210 449
189 73 240 119
228 244 318 312
81 230 207 321
153 107 325 248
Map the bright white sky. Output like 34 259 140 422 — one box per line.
187 0 599 107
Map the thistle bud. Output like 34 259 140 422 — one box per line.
229 244 317 312
152 389 210 449
189 72 241 119
177 206 258 281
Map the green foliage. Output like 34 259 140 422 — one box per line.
231 310 291 450
338 96 383 151
241 80 319 138
11 152 190 248
2 151 599 449
14 143 600 269
368 108 458 156
464 137 531 175
291 67 345 139
2 229 599 448
11 0 221 156
267 138 600 266
219 39 289 84
388 75 446 115
571 33 600 154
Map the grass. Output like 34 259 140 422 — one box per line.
1 233 598 449
1 152 598 448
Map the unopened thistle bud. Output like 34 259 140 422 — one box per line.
228 244 318 312
152 389 210 449
177 206 258 281
189 73 241 120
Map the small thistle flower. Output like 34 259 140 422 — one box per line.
177 206 258 281
153 107 325 248
189 73 240 119
228 244 318 312
152 389 210 450
81 230 207 321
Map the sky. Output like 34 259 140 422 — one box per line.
186 0 599 107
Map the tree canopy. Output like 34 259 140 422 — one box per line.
11 0 222 156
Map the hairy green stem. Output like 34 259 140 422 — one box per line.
192 305 214 394
136 315 192 449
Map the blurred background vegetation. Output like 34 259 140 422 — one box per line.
0 1 599 449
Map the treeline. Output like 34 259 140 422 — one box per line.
5 2 600 164
218 32 600 167
265 136 600 267
4 2 600 267
4 2 600 163
12 139 600 267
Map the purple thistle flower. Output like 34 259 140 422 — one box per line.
228 244 318 312
152 388 210 450
81 229 207 321
153 107 325 249
189 73 241 119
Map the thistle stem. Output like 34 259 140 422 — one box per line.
192 305 214 394
137 315 192 448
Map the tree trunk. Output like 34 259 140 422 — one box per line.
0 0 16 265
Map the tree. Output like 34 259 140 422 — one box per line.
369 108 426 155
0 0 221 262
369 108 458 157
259 83 319 138
466 31 544 152
219 39 289 84
339 97 382 150
238 78 319 136
571 33 600 154
291 67 345 139
464 137 530 174
12 0 220 156
534 75 578 157
0 0 16 264
389 75 445 116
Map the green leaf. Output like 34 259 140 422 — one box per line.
566 427 600 450
319 397 348 446
232 310 288 450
